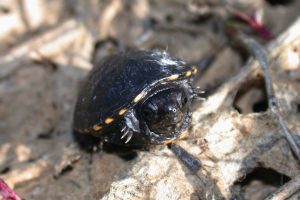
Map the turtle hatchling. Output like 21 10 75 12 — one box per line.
73 50 202 169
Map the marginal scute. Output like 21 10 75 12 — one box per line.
93 124 102 131
133 92 145 103
118 108 128 115
192 67 197 75
179 130 189 139
164 139 175 145
167 74 180 81
105 117 114 124
185 71 192 77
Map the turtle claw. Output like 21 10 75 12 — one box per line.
121 126 134 143
192 87 205 100
121 127 129 139
125 132 133 143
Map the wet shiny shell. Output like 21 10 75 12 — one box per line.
73 51 196 136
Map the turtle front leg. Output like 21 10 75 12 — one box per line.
121 109 140 143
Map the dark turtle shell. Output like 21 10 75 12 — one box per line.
73 50 197 144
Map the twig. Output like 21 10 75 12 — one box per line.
168 143 201 172
195 18 300 118
240 36 300 162
264 174 300 200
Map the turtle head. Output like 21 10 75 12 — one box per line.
139 86 192 138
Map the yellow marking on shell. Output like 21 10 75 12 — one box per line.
133 92 145 103
118 108 128 115
185 71 192 77
179 130 189 140
93 124 102 131
105 117 114 124
192 67 198 75
164 139 175 145
167 74 179 81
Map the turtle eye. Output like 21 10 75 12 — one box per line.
177 91 188 108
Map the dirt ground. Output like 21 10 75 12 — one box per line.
0 0 300 200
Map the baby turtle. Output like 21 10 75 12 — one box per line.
73 50 201 170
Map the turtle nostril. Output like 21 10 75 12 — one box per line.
172 114 183 125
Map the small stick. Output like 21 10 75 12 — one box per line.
241 36 300 162
264 174 300 200
168 143 201 172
